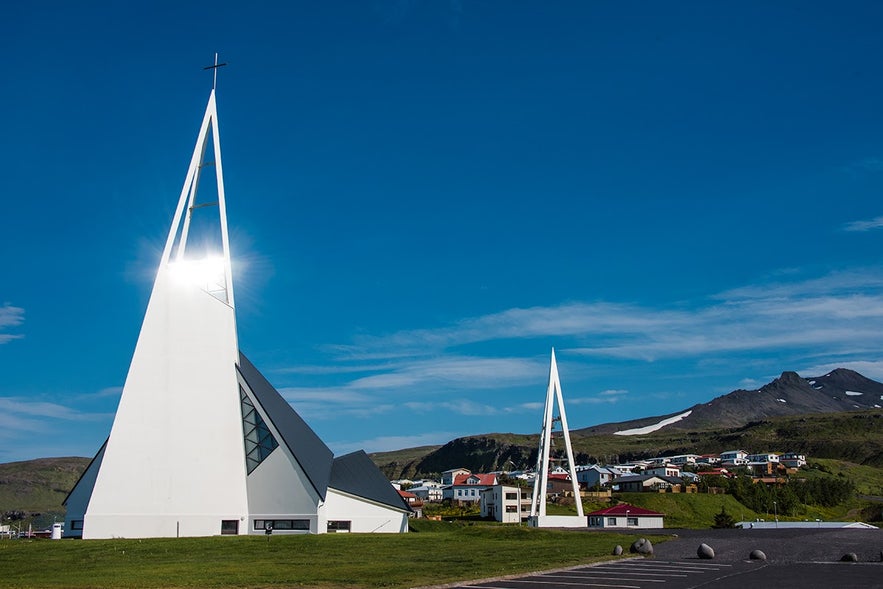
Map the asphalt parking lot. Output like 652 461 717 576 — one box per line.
436 528 883 589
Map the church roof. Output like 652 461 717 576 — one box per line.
330 450 411 512
237 352 334 501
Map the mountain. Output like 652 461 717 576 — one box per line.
575 368 883 435
371 368 883 479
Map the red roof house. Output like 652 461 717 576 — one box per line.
587 503 665 530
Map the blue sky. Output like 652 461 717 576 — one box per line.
3 2 883 463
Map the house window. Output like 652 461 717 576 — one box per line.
327 520 351 532
628 517 638 526
221 520 239 535
70 520 84 530
505 492 518 500
505 505 517 513
607 517 617 526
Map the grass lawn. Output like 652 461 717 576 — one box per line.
0 522 665 589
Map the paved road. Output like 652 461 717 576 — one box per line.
435 528 883 589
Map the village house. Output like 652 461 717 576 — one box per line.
444 472 498 503
587 504 665 529
720 450 749 466
644 464 681 478
663 454 701 467
780 453 807 468
611 474 683 493
576 464 626 489
479 485 530 523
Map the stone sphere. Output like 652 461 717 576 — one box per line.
630 538 654 556
841 553 858 562
749 549 767 560
697 543 715 559
612 545 623 556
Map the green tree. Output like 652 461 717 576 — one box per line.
711 506 736 529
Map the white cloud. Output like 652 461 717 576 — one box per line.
0 398 99 421
0 304 24 343
844 215 883 232
329 431 463 455
269 268 883 429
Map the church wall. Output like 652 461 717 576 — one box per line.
319 489 409 534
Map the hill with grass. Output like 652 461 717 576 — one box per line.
0 457 90 527
371 409 883 479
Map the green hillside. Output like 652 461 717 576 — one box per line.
0 457 90 528
372 409 883 478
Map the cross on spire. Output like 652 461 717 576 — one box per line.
203 52 228 90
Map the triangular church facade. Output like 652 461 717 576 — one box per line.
63 88 409 538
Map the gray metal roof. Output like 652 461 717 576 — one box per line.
330 450 411 512
238 352 334 501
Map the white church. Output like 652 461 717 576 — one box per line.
63 82 410 538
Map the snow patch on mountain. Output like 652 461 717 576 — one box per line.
845 391 862 396
614 410 692 436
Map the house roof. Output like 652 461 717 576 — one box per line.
238 352 334 501
452 473 497 486
330 450 411 512
612 474 683 485
587 503 664 517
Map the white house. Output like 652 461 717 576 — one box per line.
441 468 471 486
479 485 526 523
576 465 626 488
644 464 681 478
587 504 664 529
746 453 780 464
664 454 701 466
720 450 749 466
409 482 444 502
444 473 498 502
612 475 682 493
780 453 807 468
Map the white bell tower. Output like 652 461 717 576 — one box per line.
530 348 584 522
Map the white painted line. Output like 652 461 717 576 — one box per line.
499 580 642 588
543 572 665 583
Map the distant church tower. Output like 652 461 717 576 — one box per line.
64 77 409 538
530 349 584 522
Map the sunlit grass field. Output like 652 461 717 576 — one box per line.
0 521 663 589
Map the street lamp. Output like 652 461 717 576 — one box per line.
625 509 630 528
773 501 778 528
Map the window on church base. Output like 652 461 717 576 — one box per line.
253 519 310 531
327 520 351 532
221 520 239 535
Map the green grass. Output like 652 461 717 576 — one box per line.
0 523 666 589
809 458 883 496
614 493 760 528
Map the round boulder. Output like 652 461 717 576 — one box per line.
840 553 858 562
612 544 623 556
697 543 715 559
749 549 767 561
630 538 654 556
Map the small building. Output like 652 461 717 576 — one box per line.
441 468 472 486
746 453 780 464
720 450 749 466
644 464 681 478
444 473 498 502
409 483 443 502
587 504 664 529
611 474 682 493
664 454 701 466
780 453 807 468
576 464 625 489
479 485 527 523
